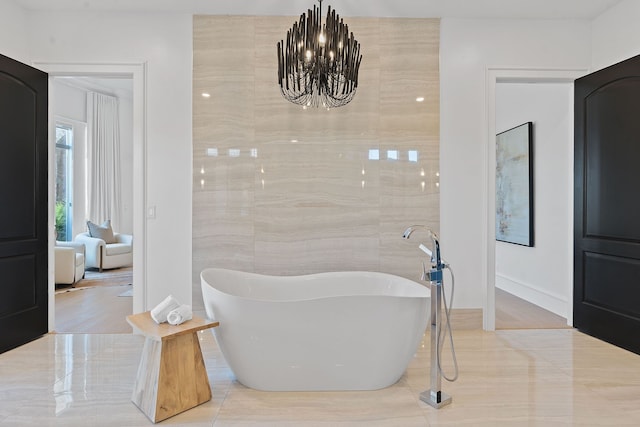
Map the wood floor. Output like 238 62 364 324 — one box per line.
495 287 570 329
54 267 133 334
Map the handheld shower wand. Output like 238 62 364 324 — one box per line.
403 225 458 409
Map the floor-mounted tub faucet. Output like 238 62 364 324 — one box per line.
403 225 457 409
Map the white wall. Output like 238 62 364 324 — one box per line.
0 1 29 64
592 0 640 71
53 80 87 122
440 18 591 310
26 11 193 309
495 82 572 317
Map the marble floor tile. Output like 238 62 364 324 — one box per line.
214 383 428 426
2 328 640 426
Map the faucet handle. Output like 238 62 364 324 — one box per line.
418 243 433 258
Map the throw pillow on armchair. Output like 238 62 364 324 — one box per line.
86 219 116 244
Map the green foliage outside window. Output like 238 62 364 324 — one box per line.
55 201 67 241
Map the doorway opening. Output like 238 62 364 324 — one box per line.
483 68 587 331
52 76 134 333
37 62 147 333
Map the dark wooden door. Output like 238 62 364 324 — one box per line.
0 53 48 353
574 54 640 355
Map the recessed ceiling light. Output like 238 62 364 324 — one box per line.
291 139 298 143
202 92 211 98
416 96 425 102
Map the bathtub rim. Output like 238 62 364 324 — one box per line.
200 267 429 303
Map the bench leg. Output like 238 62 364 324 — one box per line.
131 332 212 423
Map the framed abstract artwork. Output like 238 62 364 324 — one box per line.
495 122 534 247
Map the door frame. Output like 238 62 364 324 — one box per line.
35 62 148 330
483 67 588 330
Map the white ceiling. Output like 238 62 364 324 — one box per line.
23 0 622 94
13 0 622 20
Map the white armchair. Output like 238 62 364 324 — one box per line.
75 232 133 272
55 241 85 285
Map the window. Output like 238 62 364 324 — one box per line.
55 123 73 241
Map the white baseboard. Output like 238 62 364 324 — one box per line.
496 274 568 318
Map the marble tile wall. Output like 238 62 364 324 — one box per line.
193 16 440 297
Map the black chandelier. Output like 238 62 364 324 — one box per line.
277 0 362 109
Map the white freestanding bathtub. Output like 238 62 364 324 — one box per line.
201 268 429 391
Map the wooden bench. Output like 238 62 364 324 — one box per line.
127 311 219 423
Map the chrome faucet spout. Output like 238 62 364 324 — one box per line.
402 225 439 241
402 225 442 267
402 227 414 239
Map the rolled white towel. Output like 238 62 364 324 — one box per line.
167 304 193 326
150 295 181 324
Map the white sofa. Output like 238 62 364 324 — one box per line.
55 241 85 285
75 232 133 272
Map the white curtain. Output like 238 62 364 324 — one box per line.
86 92 122 231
